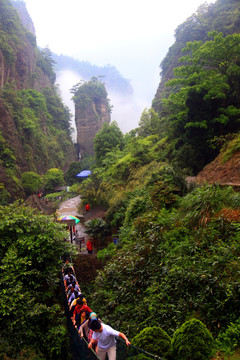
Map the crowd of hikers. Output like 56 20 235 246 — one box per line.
62 262 130 360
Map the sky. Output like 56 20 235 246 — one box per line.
24 0 213 133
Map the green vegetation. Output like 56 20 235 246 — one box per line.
44 168 65 192
94 121 125 165
0 83 75 198
1 0 240 359
131 327 172 358
84 218 109 248
65 161 82 185
149 31 240 174
77 31 240 350
71 76 112 114
21 171 42 195
171 319 214 360
216 318 240 357
0 202 75 358
78 94 240 347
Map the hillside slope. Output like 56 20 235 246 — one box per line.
195 153 240 187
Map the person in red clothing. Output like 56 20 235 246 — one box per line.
72 299 92 328
87 239 93 254
85 204 90 211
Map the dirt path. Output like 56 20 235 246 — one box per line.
57 195 89 252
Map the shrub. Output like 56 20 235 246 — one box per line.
171 318 214 360
44 168 65 192
97 243 116 261
21 171 42 195
131 326 171 358
216 318 240 356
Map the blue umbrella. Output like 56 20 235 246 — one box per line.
76 170 92 178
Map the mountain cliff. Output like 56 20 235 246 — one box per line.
153 0 240 108
0 0 76 199
72 78 111 156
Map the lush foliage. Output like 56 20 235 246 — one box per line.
84 218 109 247
0 202 75 358
21 171 42 195
152 0 240 174
94 121 125 164
86 181 240 345
171 318 214 360
44 168 65 192
216 318 240 356
76 14 240 358
155 0 240 105
131 326 171 358
160 32 240 173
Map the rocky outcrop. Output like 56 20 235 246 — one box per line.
76 98 110 156
74 79 111 156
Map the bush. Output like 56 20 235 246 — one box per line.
171 319 214 360
131 326 171 358
97 242 116 261
44 168 65 192
216 318 240 356
21 171 42 195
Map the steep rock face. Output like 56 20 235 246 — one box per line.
73 79 111 156
75 98 111 156
0 0 76 200
0 39 51 91
11 0 36 35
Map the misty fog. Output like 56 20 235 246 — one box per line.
56 69 151 140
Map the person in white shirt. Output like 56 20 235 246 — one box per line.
88 319 130 360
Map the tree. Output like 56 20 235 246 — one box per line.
93 121 125 164
21 171 42 195
84 218 107 248
65 161 82 185
163 32 240 173
138 108 163 137
44 168 65 192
